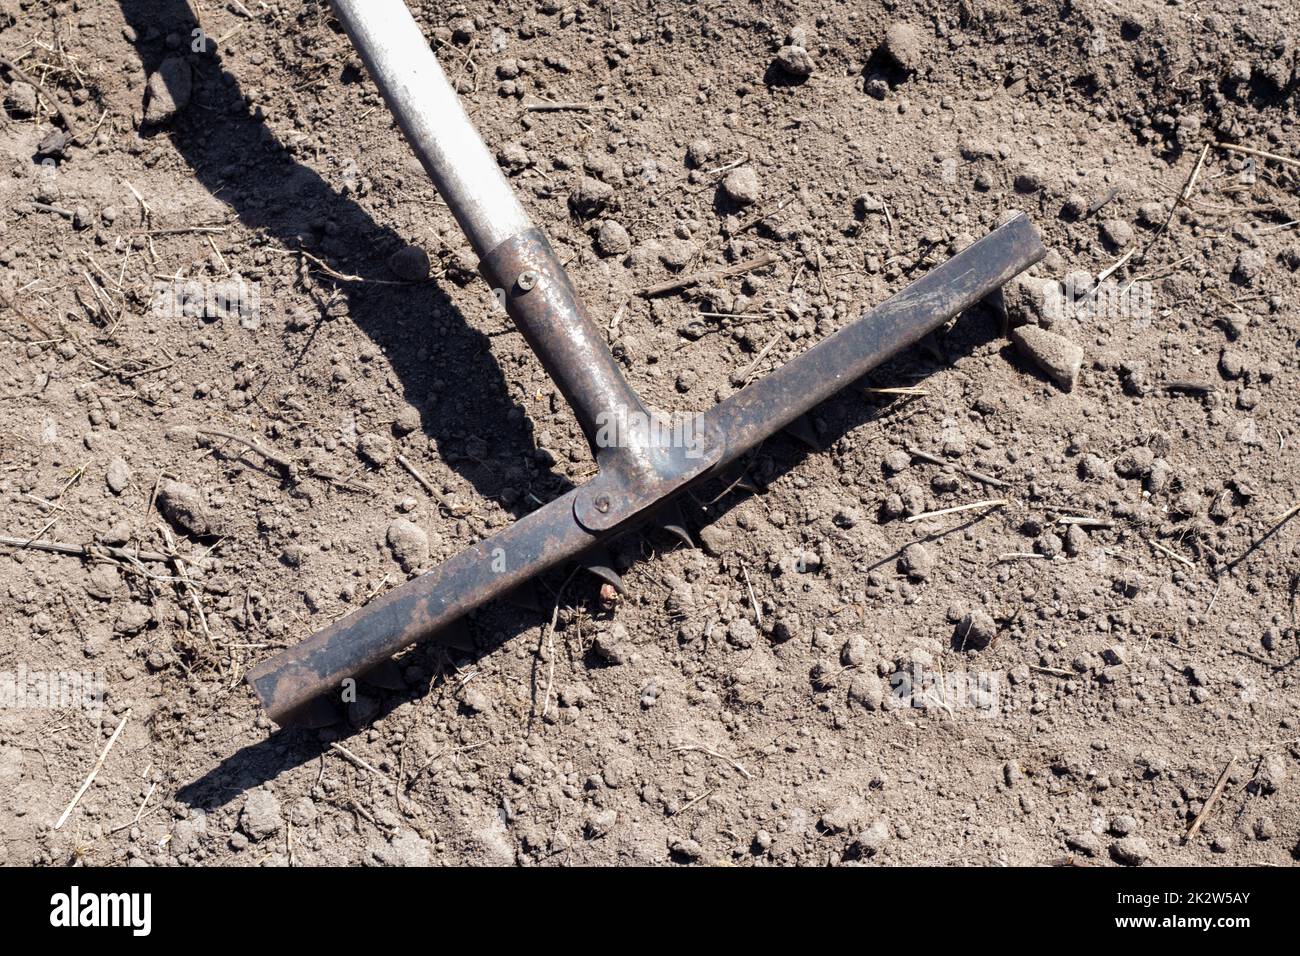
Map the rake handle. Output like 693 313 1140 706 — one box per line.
328 0 530 257
330 0 642 450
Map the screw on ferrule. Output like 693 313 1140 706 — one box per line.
516 270 539 291
594 495 611 513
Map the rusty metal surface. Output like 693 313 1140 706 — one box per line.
480 229 646 455
247 215 1044 725
572 419 722 531
707 212 1046 469
245 486 596 722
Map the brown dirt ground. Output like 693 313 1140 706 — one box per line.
1 0 1298 866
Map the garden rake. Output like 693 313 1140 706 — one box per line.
246 0 1046 723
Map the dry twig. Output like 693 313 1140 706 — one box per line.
54 710 131 830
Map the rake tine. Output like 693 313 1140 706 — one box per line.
655 500 695 550
583 547 626 595
503 580 544 613
359 658 406 692
781 414 821 450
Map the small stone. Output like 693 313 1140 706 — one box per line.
496 141 529 174
1013 167 1046 193
769 615 799 644
1061 193 1088 219
5 80 37 116
774 45 814 79
144 57 193 125
386 518 429 572
240 790 284 841
115 602 153 635
726 618 757 649
1232 249 1266 285
289 798 318 828
882 449 911 474
820 799 864 834
569 176 614 217
1209 489 1235 521
1064 523 1087 557
372 829 433 867
1147 459 1173 494
880 22 924 73
696 524 733 556
686 138 715 168
1136 202 1166 227
601 755 633 789
592 626 632 665
393 406 421 436
639 681 659 709
1253 816 1277 840
840 635 870 666
833 506 862 529
721 166 761 206
1004 271 1060 326
809 659 839 691
157 480 213 537
1110 814 1137 836
85 564 123 601
34 130 71 164
1099 218 1134 250
848 672 884 711
584 808 617 838
1256 752 1286 794
1114 446 1154 479
171 815 208 852
670 837 703 861
1036 531 1063 558
1218 348 1247 380
595 220 630 257
898 542 933 581
658 238 697 271
854 819 890 855
955 608 996 650
357 432 394 468
1065 832 1102 857
105 456 131 494
1111 835 1150 866
388 244 430 282
1101 644 1128 666
1010 325 1084 390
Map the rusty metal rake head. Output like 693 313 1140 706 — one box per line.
245 0 1046 724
